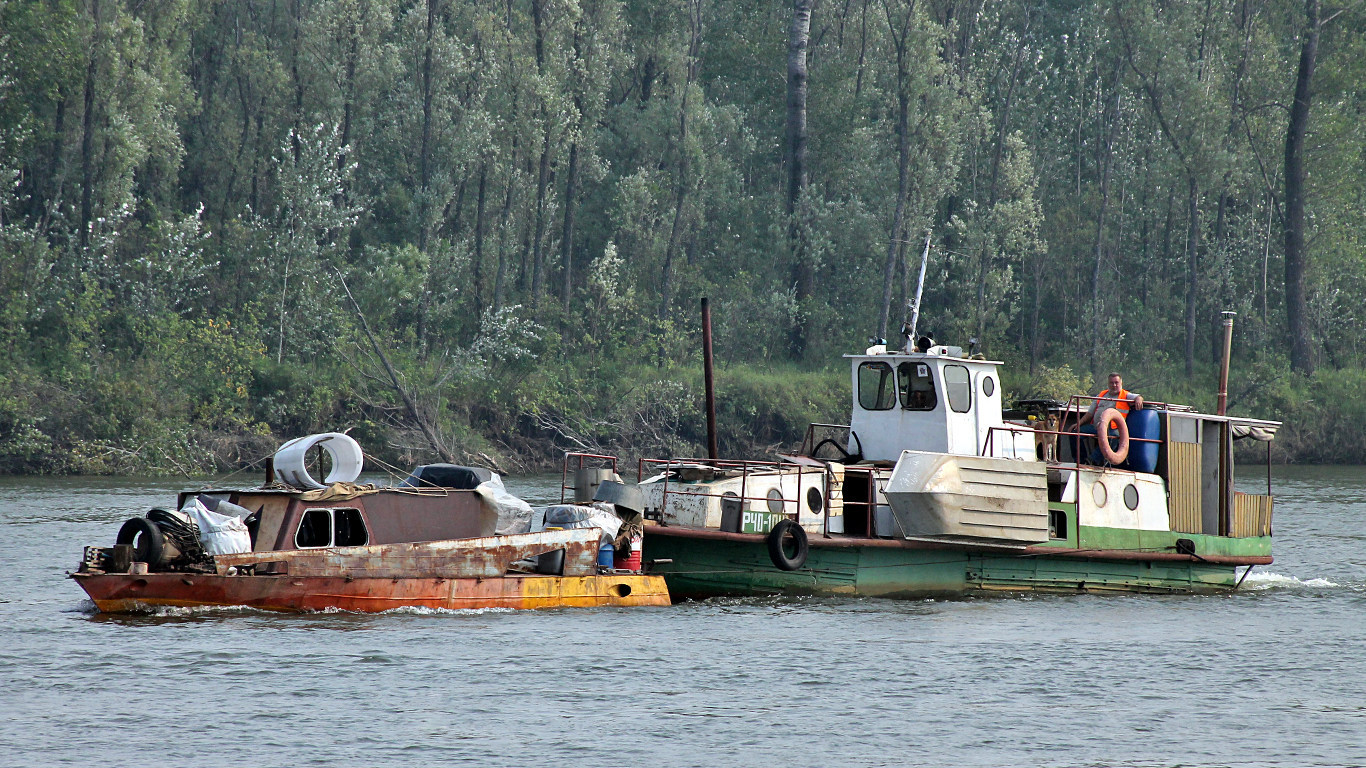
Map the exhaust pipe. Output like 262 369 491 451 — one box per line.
702 298 719 460
1217 311 1235 416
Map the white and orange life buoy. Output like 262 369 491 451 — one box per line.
1096 407 1130 464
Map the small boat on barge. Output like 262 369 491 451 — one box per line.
572 316 1279 600
72 434 669 613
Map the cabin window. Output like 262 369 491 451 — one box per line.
858 362 896 410
982 376 996 397
295 507 369 548
334 508 368 545
944 365 972 413
897 362 938 411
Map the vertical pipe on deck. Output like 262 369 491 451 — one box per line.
1217 311 1236 416
702 298 719 460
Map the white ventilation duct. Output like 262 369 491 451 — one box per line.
273 433 364 489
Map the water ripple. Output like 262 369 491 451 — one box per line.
3 472 1366 767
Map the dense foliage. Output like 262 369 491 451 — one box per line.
0 0 1363 474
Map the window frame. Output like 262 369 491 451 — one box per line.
897 361 939 411
295 506 369 549
857 361 897 411
943 364 973 413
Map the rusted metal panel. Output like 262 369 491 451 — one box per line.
360 489 497 543
1168 441 1202 534
215 528 602 578
255 489 497 552
238 494 292 552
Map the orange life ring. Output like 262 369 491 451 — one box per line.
1096 407 1130 464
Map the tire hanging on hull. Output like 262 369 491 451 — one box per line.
766 519 809 571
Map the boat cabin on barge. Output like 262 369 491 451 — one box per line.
73 442 671 612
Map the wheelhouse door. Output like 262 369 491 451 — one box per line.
941 363 977 455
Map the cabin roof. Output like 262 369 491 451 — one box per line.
842 352 1004 365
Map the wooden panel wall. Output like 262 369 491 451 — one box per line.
1167 441 1203 534
1231 494 1273 538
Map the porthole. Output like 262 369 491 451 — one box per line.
1092 481 1108 507
983 376 996 397
806 486 824 513
766 488 785 514
1123 484 1140 510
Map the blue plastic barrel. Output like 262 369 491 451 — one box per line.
1125 409 1160 473
597 541 615 568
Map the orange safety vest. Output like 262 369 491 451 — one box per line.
1095 388 1131 430
1096 388 1133 415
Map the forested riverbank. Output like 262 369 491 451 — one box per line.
1 0 1363 474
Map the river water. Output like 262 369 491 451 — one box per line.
1 467 1363 767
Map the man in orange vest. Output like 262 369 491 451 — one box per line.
1078 372 1144 464
1081 372 1144 427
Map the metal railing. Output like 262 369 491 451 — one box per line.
559 452 619 504
637 457 825 532
798 423 862 462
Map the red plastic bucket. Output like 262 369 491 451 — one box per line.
613 533 644 571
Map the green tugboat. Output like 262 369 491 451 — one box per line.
580 313 1279 600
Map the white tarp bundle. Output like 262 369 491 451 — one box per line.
541 503 622 540
475 474 538 535
181 497 253 555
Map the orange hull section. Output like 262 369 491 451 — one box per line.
73 572 671 613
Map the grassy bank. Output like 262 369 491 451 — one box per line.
0 339 1356 477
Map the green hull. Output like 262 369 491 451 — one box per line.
643 526 1271 600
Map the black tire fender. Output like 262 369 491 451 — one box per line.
766 519 808 571
116 517 164 566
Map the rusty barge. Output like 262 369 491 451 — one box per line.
72 436 669 613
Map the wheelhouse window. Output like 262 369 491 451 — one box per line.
858 362 896 410
897 361 938 411
295 507 369 548
944 365 972 413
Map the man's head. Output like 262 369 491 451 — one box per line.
1107 372 1123 392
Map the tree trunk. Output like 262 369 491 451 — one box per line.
1184 177 1200 378
786 0 813 359
1089 83 1119 378
1283 0 1318 375
659 0 703 328
473 163 488 313
1028 261 1043 375
560 140 579 311
79 0 102 249
418 0 437 253
494 173 514 311
878 17 911 342
43 90 67 232
289 0 305 165
415 0 440 354
785 0 812 218
530 128 552 310
337 8 361 208
529 0 550 311
975 29 1028 345
561 17 591 314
